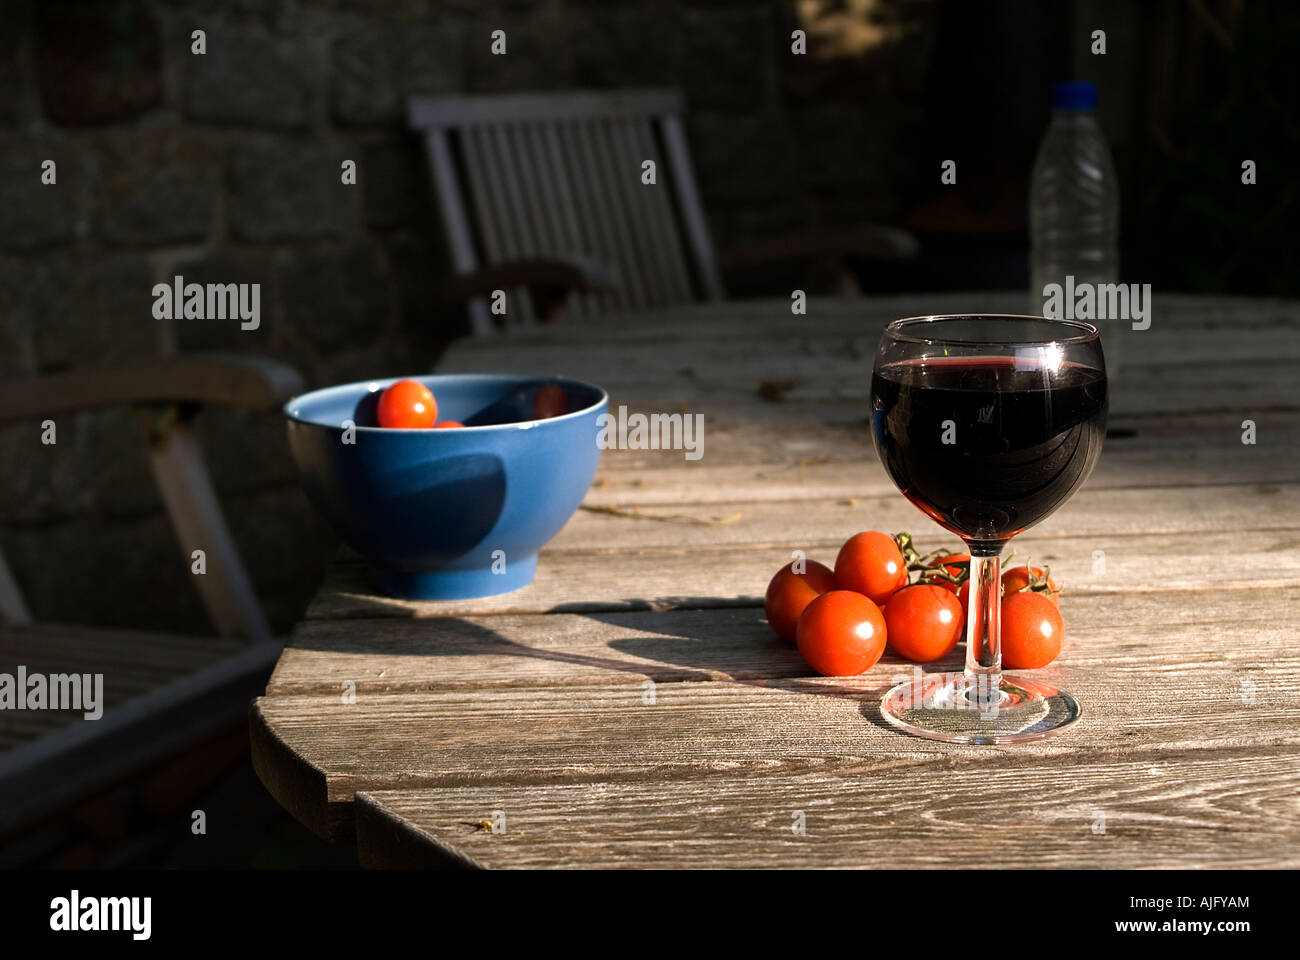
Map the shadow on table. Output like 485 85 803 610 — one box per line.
586 609 967 733
291 603 963 732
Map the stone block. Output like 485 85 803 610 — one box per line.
34 252 157 372
228 139 354 242
0 137 85 252
0 257 39 378
96 129 217 247
465 7 575 91
361 137 427 229
36 0 163 124
331 21 463 126
279 243 391 353
3 510 208 633
184 24 313 129
36 254 159 371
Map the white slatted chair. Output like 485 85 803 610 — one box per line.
409 88 918 335
0 354 300 836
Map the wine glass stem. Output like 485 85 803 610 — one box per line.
964 551 1002 703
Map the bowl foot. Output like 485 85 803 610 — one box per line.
369 552 538 601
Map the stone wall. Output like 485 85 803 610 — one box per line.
0 0 932 633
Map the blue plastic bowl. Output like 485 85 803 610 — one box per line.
285 374 608 600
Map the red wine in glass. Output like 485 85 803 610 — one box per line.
870 316 1107 743
872 356 1106 547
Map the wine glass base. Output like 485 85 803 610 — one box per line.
880 672 1081 744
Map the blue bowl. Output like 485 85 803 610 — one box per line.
284 374 608 600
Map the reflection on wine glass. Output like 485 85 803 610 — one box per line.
871 315 1107 743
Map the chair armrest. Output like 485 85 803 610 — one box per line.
440 256 616 303
720 225 921 271
0 353 303 425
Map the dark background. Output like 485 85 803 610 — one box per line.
0 0 1295 867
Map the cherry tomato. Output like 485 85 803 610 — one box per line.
834 531 907 605
532 384 568 420
1001 565 1059 605
764 560 837 642
1001 591 1064 669
433 421 464 429
376 379 437 429
883 584 963 662
796 590 887 676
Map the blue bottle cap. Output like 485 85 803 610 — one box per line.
1051 82 1098 110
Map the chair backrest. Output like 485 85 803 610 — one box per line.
409 88 724 335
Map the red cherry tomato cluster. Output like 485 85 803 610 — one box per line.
375 379 461 429
763 531 1067 677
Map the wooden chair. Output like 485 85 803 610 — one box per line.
0 354 301 837
408 88 919 335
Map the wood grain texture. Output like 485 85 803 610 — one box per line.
579 406 1296 472
253 645 1300 843
254 294 1300 867
438 293 1300 414
542 484 1300 554
437 357 1298 418
446 325 1300 374
441 294 1299 355
354 746 1300 869
0 624 249 747
575 419 1300 503
256 587 1300 841
276 586 1300 696
2 640 278 835
305 528 1300 622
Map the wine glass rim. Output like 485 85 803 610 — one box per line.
886 314 1101 346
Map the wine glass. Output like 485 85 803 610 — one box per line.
871 315 1107 743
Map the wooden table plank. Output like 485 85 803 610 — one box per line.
255 586 1300 841
447 291 1300 342
354 744 1300 868
437 356 1300 419
584 407 1296 473
439 296 1300 417
447 324 1300 371
542 483 1300 553
253 643 1300 843
306 527 1300 621
583 441 1300 505
276 586 1300 696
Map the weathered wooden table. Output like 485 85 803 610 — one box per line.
252 292 1300 868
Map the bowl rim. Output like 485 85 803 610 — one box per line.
283 372 610 433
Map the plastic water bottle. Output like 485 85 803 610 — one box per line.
1030 81 1121 378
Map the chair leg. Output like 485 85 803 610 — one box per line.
148 417 273 644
